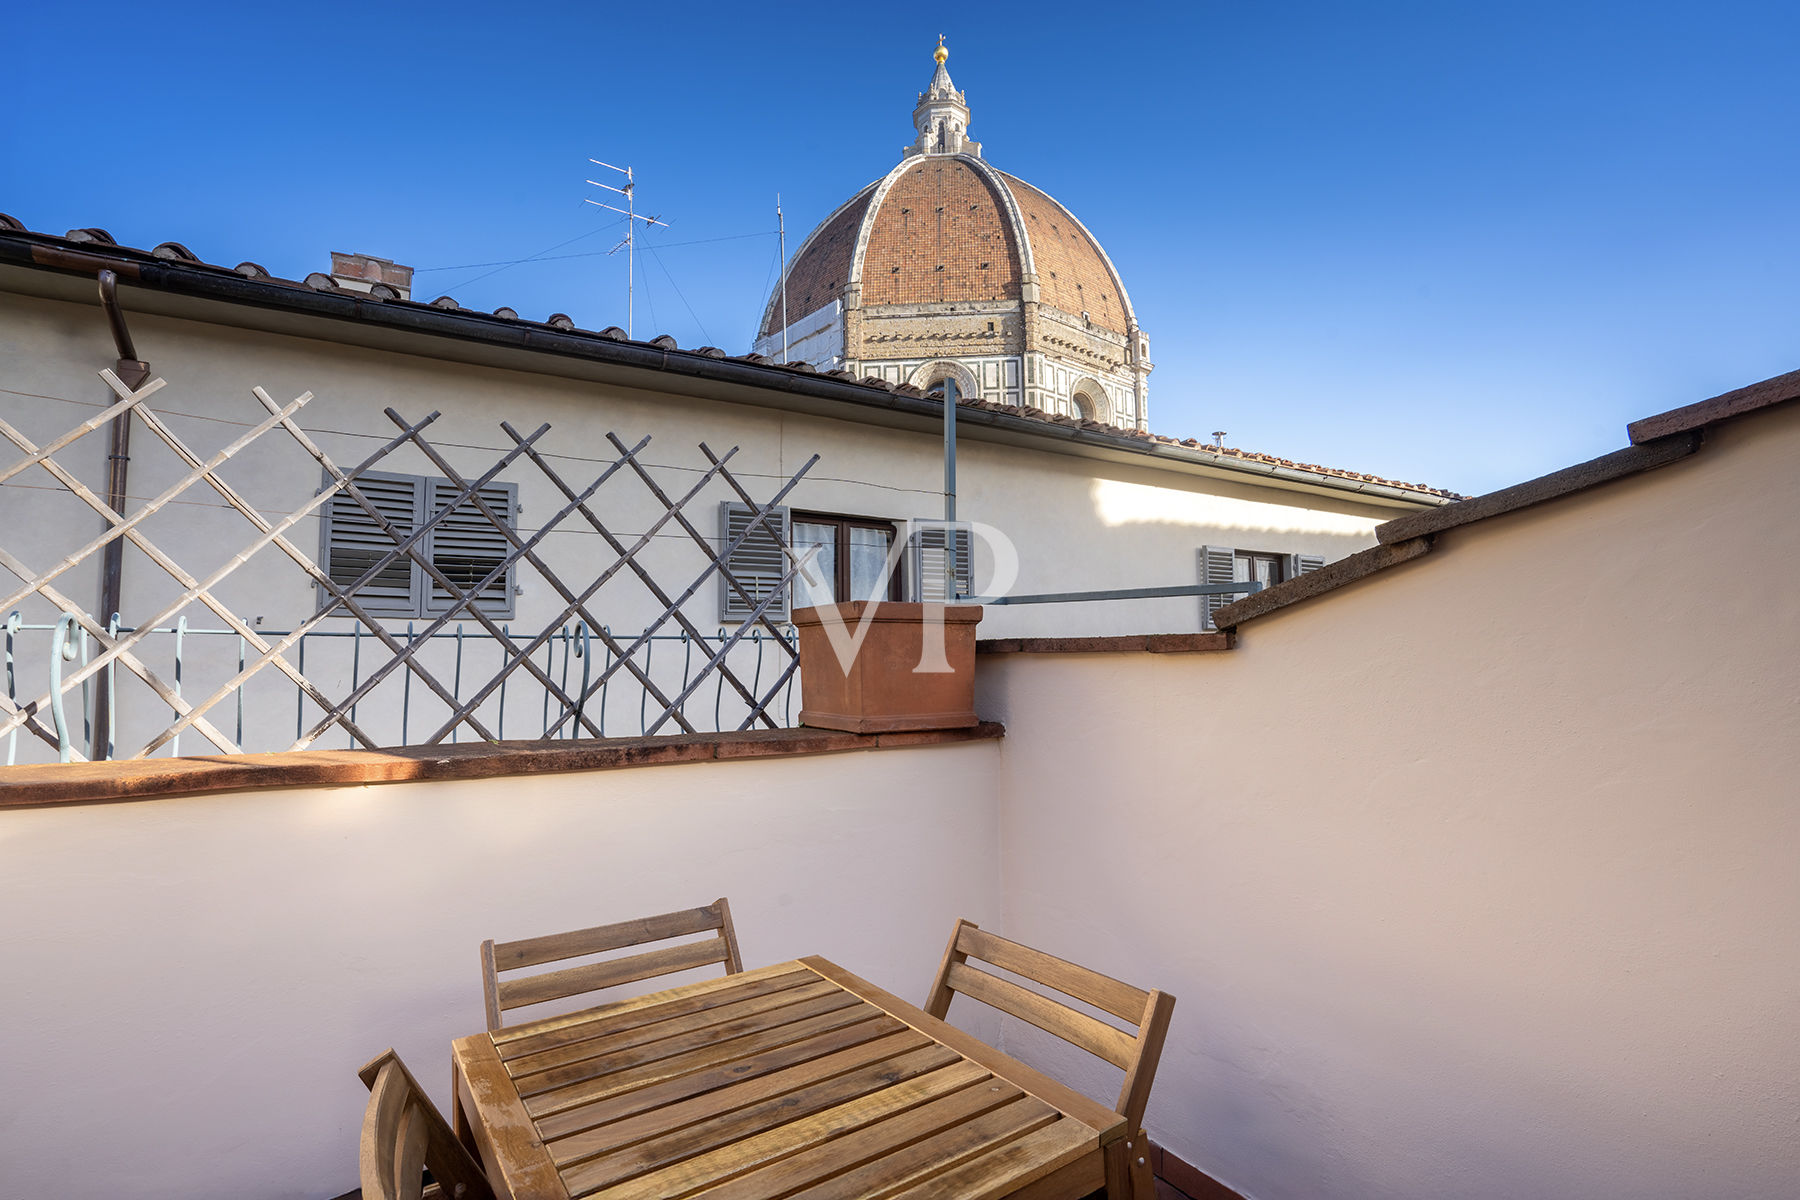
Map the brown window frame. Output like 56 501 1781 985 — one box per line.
1234 549 1287 587
790 511 904 604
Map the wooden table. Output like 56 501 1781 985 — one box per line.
451 956 1129 1200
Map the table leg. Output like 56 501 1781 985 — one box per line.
451 1057 477 1156
1104 1138 1132 1200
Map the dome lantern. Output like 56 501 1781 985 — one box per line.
908 36 979 160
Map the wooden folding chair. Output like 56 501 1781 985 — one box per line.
925 918 1176 1200
480 897 743 1030
357 1049 495 1200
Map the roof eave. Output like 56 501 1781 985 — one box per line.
0 230 1451 510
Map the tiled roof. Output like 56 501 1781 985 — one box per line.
0 213 1461 502
860 159 1025 310
999 172 1128 336
951 394 1463 498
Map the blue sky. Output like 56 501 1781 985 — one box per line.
5 1 1795 495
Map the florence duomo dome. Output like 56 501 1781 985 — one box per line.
753 37 1152 431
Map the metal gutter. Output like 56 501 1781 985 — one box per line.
0 230 1455 508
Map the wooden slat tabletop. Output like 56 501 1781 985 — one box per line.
451 957 1124 1200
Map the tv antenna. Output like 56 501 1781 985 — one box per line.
585 159 670 339
776 194 789 361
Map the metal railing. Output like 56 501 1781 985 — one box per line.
953 581 1264 607
4 613 799 764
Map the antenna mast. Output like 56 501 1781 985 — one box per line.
777 194 789 361
585 159 671 339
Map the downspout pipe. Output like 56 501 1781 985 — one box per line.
93 269 150 758
943 376 959 599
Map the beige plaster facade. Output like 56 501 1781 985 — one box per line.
976 398 1800 1200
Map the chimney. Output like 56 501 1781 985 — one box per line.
329 251 413 300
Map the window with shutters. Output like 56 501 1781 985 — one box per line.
910 520 974 602
319 470 518 619
1199 545 1325 630
718 505 906 622
718 501 794 624
791 512 902 609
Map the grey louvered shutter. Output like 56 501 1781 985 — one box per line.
425 479 517 618
1199 544 1237 631
1288 553 1325 578
321 470 424 618
911 521 973 602
719 501 792 623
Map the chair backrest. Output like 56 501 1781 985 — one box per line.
480 897 743 1030
924 918 1176 1135
358 1050 495 1200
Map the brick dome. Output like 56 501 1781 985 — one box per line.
758 156 1133 341
753 41 1151 431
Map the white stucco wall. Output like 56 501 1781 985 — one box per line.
0 741 1002 1199
975 402 1800 1199
0 286 1404 645
0 285 1411 759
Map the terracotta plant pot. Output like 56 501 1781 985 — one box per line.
791 601 983 733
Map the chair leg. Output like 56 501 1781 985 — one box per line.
1128 1132 1156 1200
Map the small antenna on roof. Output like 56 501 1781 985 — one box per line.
776 194 789 362
1212 431 1228 449
585 159 671 339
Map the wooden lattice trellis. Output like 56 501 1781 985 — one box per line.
0 370 819 761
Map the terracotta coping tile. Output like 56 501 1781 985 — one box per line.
1627 365 1800 444
1215 369 1800 634
0 724 1004 811
1375 433 1701 546
976 634 1230 654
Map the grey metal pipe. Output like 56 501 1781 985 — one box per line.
959 580 1262 606
943 375 958 526
943 376 959 598
93 269 150 758
99 269 138 361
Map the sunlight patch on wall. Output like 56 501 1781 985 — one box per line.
1090 477 1380 536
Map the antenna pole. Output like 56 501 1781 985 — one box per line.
626 166 635 339
586 159 670 340
777 194 789 361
